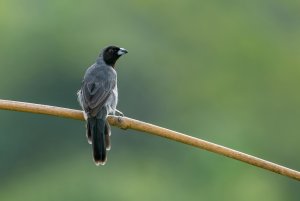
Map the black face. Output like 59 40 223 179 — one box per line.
102 46 128 67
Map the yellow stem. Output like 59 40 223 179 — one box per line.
0 99 299 181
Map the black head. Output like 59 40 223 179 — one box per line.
101 45 128 67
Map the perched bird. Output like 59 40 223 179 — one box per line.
77 45 128 165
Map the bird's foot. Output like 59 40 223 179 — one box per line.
115 109 124 117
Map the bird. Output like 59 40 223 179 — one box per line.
77 45 128 165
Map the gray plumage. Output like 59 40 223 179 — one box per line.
77 45 128 165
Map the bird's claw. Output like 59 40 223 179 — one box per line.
117 116 128 130
115 109 124 117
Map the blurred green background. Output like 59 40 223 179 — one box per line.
0 0 300 200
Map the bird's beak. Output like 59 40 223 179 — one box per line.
117 48 128 56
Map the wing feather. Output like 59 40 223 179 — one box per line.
80 66 116 117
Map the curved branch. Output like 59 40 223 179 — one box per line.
0 99 299 181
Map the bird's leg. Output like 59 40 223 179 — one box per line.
114 109 124 117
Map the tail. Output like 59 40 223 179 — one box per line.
104 121 111 151
88 117 107 165
86 121 92 144
86 121 111 149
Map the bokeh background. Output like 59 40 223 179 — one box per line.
0 0 300 200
